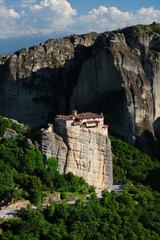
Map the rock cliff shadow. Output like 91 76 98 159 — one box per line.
3 43 93 126
143 168 160 192
153 117 160 140
73 88 135 145
135 130 160 158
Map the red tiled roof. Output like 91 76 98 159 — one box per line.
55 112 103 121
103 125 108 128
55 115 73 120
76 112 102 119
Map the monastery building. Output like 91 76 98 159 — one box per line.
54 110 108 135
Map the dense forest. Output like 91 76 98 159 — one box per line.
0 116 160 239
0 116 93 206
1 185 160 240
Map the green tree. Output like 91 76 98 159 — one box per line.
0 161 16 199
47 156 58 172
0 116 12 137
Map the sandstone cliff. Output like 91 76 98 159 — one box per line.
41 127 113 191
1 23 160 154
41 131 68 172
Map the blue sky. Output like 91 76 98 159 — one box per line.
68 0 160 14
1 0 160 38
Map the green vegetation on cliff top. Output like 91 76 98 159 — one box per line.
64 22 160 44
119 22 160 37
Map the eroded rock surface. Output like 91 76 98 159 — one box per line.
41 131 67 172
3 129 17 139
41 127 113 191
0 33 97 126
1 23 160 153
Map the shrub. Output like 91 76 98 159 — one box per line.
61 192 68 200
47 156 58 172
30 189 43 206
0 116 12 137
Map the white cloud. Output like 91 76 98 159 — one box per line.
0 4 20 19
21 0 36 3
30 0 77 28
72 6 160 33
8 9 20 18
89 6 108 16
20 0 37 7
0 2 160 38
0 2 20 37
0 1 20 19
0 0 77 37
75 6 132 32
21 10 26 16
21 0 77 33
31 4 42 10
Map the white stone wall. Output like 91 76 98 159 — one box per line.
103 128 108 135
86 122 97 127
81 117 104 125
55 116 107 136
47 124 54 132
41 124 54 133
66 120 73 128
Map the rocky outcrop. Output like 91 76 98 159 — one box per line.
1 200 30 210
1 23 160 154
3 129 17 139
41 131 68 172
24 138 39 148
41 126 113 191
63 126 113 190
44 194 61 203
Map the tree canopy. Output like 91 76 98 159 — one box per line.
1 116 160 239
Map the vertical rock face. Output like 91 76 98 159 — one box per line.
63 127 113 190
41 131 68 173
0 33 98 126
70 30 159 154
41 127 113 191
1 23 160 154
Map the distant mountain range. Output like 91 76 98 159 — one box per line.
0 31 72 56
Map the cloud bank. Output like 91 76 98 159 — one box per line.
76 6 160 33
0 0 160 38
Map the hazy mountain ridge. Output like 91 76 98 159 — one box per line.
0 31 72 56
